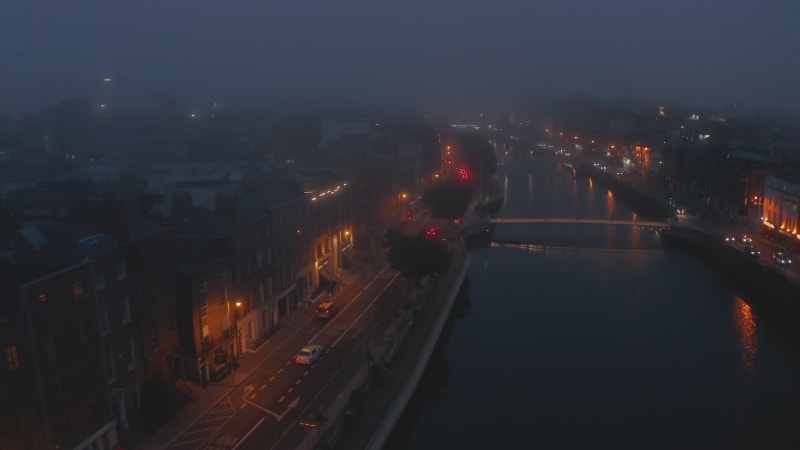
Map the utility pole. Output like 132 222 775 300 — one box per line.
225 288 241 386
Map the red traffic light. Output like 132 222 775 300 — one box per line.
406 210 413 222
425 227 441 239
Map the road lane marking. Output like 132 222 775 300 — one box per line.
303 371 309 377
193 411 231 425
213 433 239 446
295 379 301 385
232 417 265 450
278 396 285 403
239 402 246 410
241 383 300 421
277 368 283 374
308 264 393 351
332 272 400 349
259 384 267 391
181 428 210 436
170 436 208 446
200 410 229 420
268 376 276 382
249 393 257 400
287 387 293 393
285 360 291 366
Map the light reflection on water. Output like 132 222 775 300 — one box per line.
387 158 800 450
734 296 758 377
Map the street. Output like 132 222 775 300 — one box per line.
163 262 414 450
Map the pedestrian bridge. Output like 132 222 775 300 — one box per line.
490 217 669 227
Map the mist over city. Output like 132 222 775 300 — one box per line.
4 2 800 450
3 0 800 116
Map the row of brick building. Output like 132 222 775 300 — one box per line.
0 137 430 449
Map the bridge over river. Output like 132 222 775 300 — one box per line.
490 217 669 228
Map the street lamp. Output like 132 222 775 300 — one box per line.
233 301 243 385
226 293 242 386
234 301 242 355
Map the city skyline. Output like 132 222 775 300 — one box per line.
2 1 800 118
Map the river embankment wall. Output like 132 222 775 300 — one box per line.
574 160 674 220
364 244 471 449
576 160 800 325
662 228 800 318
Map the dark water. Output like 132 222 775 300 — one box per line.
385 157 800 450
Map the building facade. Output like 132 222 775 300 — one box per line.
762 170 800 250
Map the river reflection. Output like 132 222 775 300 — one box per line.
734 296 759 377
387 158 800 450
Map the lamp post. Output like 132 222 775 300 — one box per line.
225 289 242 387
232 301 242 385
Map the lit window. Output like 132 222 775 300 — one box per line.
38 292 47 303
6 345 19 372
73 281 84 300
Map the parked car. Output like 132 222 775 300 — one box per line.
315 301 340 319
773 251 792 266
744 244 760 258
295 345 324 365
738 234 753 244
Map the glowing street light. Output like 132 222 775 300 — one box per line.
226 295 243 386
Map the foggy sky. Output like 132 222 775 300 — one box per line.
2 0 799 116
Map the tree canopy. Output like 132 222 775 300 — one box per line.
383 228 451 283
455 132 498 178
421 179 473 221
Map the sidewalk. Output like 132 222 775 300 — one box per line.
133 265 369 450
324 243 470 450
288 215 466 450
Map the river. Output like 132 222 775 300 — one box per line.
384 155 800 450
